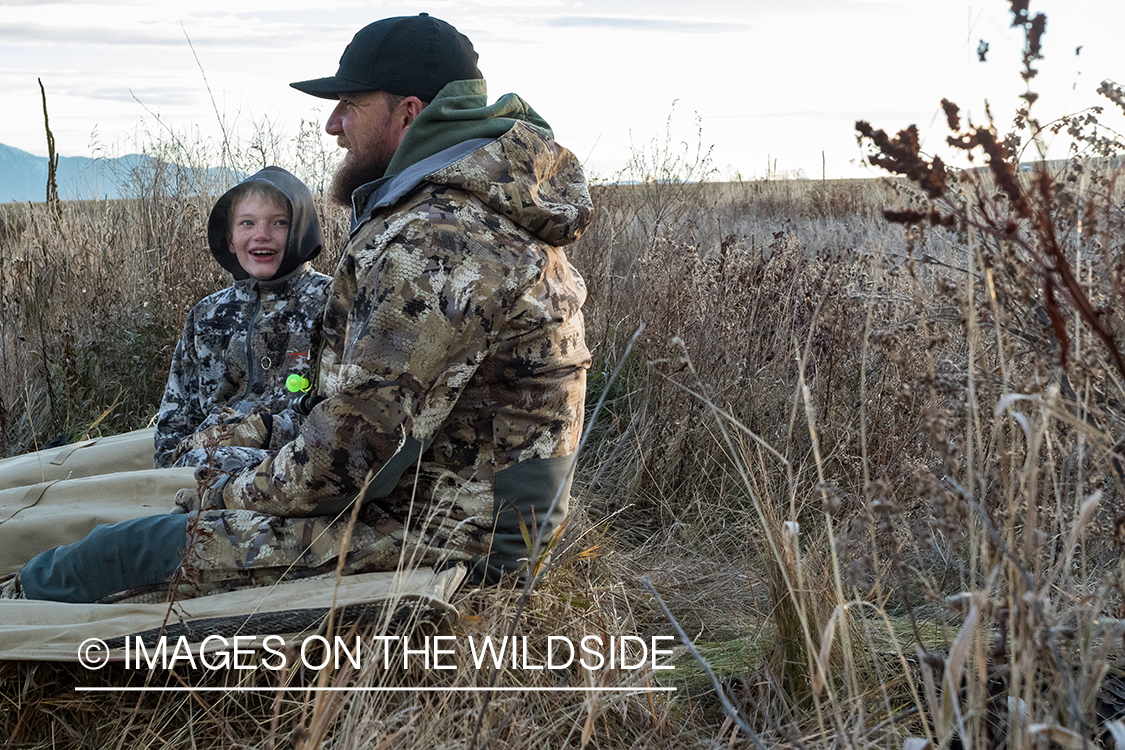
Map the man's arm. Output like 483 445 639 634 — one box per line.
219 216 524 516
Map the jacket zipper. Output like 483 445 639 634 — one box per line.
243 285 263 400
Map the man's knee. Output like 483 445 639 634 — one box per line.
20 514 188 603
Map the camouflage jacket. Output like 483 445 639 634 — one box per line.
153 266 332 468
154 167 331 469
217 119 593 583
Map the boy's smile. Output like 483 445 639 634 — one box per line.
229 194 290 280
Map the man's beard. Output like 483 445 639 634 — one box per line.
329 151 391 207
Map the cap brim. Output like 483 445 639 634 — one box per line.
289 76 379 100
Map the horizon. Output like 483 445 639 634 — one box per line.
1 0 1122 181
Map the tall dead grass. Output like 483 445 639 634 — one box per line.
5 3 1125 745
0 144 348 455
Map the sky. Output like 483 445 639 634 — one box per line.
1 0 1122 181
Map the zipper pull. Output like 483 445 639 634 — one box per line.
286 373 311 394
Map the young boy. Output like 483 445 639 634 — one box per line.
0 167 331 489
0 167 332 587
154 166 332 468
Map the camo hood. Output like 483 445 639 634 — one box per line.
208 166 325 281
351 80 593 247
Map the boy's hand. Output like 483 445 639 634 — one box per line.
171 408 273 461
171 485 226 513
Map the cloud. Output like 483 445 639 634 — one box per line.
0 19 315 48
0 0 144 5
546 15 750 34
0 22 181 46
99 86 200 106
704 109 936 122
0 67 202 107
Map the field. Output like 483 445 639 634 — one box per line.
4 19 1125 750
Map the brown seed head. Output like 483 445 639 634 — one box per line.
941 98 961 131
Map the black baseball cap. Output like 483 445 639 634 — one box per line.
290 13 482 102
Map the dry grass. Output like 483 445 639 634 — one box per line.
4 165 1124 749
5 6 1125 746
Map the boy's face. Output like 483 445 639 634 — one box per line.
229 193 290 280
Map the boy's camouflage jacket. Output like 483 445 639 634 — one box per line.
196 119 594 585
154 167 331 469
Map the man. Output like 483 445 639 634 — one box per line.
4 13 592 601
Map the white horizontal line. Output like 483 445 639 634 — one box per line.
76 686 676 693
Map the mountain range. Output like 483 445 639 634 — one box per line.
0 142 239 203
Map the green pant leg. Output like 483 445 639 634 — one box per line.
0 467 196 576
19 514 188 603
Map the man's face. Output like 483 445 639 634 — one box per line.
326 91 406 206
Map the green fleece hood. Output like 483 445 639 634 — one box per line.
385 79 552 178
